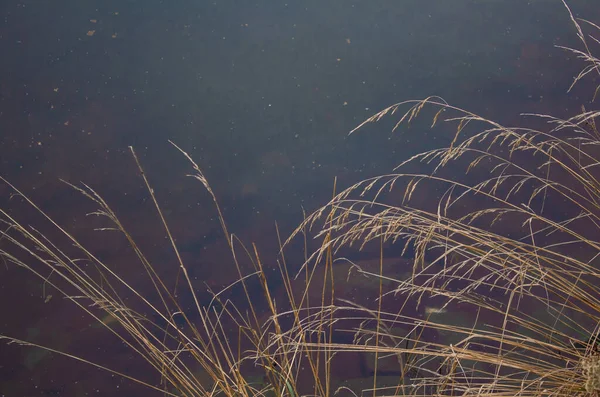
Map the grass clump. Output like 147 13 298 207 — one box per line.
1 1 600 396
288 2 600 396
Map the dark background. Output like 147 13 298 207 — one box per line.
1 0 599 395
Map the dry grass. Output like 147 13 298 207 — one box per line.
2 1 600 396
281 2 600 396
0 143 342 397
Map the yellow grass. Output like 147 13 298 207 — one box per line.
1 1 600 396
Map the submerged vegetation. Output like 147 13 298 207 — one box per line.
2 1 600 396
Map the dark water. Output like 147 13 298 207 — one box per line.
1 0 598 395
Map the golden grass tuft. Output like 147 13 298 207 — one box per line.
282 2 600 396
